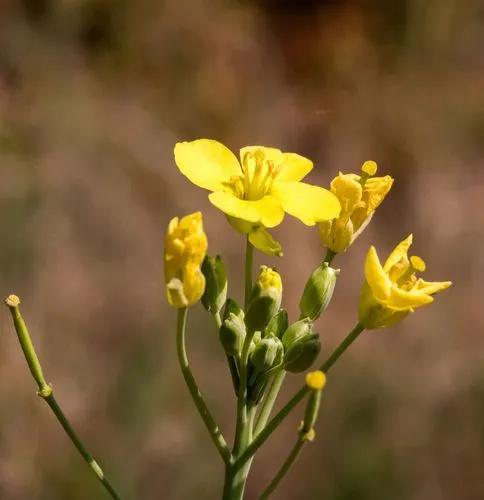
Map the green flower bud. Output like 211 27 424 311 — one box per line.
245 266 282 333
223 298 244 322
248 331 262 356
201 255 228 314
283 334 321 373
219 312 246 356
299 263 339 321
250 336 284 374
281 318 314 350
264 309 288 339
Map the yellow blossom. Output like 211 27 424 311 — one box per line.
164 212 208 308
319 161 393 253
174 139 341 255
358 235 452 329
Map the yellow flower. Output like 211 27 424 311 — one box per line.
164 212 208 308
358 235 452 329
319 161 393 253
174 139 341 255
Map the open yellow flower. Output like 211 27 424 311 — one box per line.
319 161 393 253
164 212 208 308
174 139 341 255
358 235 452 329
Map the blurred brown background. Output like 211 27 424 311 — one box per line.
0 0 483 499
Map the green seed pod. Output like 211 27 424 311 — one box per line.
283 334 321 373
264 309 288 339
201 255 228 314
282 318 314 350
299 263 339 321
245 266 282 333
250 336 284 374
219 312 246 356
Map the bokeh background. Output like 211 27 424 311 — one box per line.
1 0 483 499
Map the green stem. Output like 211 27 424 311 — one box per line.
259 440 305 499
244 237 254 310
319 322 365 373
261 384 323 498
176 307 232 465
254 370 286 436
234 322 365 472
5 296 123 500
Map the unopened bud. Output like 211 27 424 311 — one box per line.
264 309 288 339
245 266 282 333
283 334 321 373
201 255 228 314
250 336 283 375
299 263 339 321
281 318 314 350
219 301 246 356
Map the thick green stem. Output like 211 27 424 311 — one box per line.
176 307 232 465
5 296 123 500
234 323 365 472
254 370 286 436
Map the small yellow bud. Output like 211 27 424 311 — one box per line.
5 295 21 308
245 266 283 332
305 370 326 391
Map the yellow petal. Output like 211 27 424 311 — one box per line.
276 153 313 182
414 279 452 295
364 246 392 302
249 227 283 256
383 234 413 272
385 286 434 311
240 146 283 167
174 139 241 191
363 175 394 212
209 191 284 228
270 181 341 226
330 173 362 215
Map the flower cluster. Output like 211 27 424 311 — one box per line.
163 138 452 500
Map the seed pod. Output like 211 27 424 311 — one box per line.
299 263 339 321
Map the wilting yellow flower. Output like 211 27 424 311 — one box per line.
164 212 208 308
319 161 393 253
174 139 341 255
358 235 452 329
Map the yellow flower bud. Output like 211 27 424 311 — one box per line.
358 235 452 329
305 370 326 391
319 162 394 253
245 266 283 332
164 212 208 308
